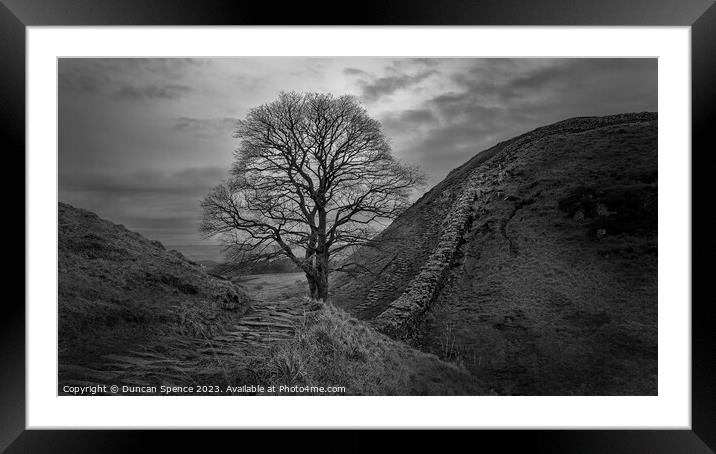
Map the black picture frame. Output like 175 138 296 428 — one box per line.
4 0 712 451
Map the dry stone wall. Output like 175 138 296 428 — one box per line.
372 112 658 338
372 166 503 337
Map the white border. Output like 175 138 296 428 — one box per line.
27 27 691 429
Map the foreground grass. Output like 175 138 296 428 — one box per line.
60 300 488 396
246 302 486 395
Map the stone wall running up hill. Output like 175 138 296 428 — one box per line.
371 112 657 337
338 112 658 395
372 168 503 336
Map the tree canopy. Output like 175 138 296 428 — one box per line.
201 91 425 300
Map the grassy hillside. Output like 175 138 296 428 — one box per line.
58 203 481 395
249 303 485 395
333 112 658 395
58 202 252 368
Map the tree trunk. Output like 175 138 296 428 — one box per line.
306 272 318 299
315 249 329 301
305 253 329 301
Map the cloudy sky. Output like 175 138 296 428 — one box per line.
59 57 656 249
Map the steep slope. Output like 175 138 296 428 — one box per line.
330 134 504 319
250 304 485 395
58 203 482 395
333 112 658 395
58 202 251 367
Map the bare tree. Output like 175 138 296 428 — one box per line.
201 92 425 300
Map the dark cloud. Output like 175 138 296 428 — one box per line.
173 116 237 137
59 58 207 98
230 74 265 91
343 68 369 77
345 64 439 101
401 108 538 172
383 58 657 185
58 57 657 247
58 71 111 94
60 166 227 196
59 188 209 246
139 58 212 79
361 70 438 101
380 109 439 133
114 83 194 101
449 58 657 106
118 215 202 234
89 58 211 80
59 166 228 245
401 109 438 124
426 59 656 123
409 58 441 67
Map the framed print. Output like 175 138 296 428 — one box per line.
4 0 713 451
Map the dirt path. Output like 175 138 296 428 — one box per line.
59 275 316 394
232 271 306 301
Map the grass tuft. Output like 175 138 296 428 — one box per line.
247 301 485 395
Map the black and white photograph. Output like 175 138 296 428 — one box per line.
58 57 658 396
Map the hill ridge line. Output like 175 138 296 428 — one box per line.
371 112 657 338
